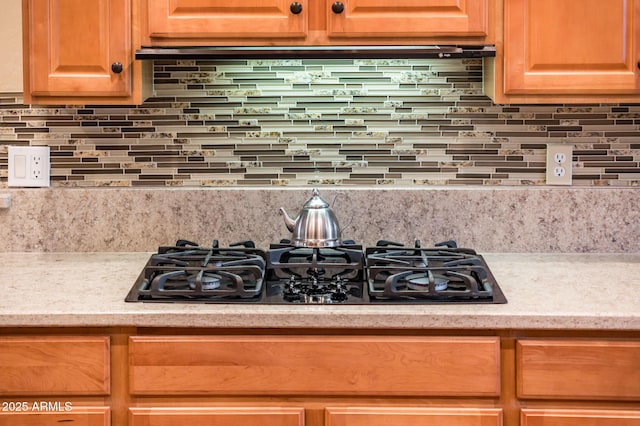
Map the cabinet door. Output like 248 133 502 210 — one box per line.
326 0 489 38
0 336 110 396
504 0 640 94
0 407 109 426
147 0 308 40
522 409 640 426
129 407 304 426
24 0 131 98
326 407 502 426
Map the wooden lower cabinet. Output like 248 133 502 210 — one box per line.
4 331 640 426
128 406 502 426
517 339 640 426
0 336 111 426
0 336 110 395
127 336 501 426
326 407 502 426
128 336 500 396
129 407 304 426
0 407 109 426
516 339 640 400
521 409 640 426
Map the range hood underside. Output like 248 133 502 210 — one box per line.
135 45 495 60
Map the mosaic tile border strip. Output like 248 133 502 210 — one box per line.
1 58 640 187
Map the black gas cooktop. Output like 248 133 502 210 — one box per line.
125 239 507 305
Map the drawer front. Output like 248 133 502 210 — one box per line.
129 407 304 426
326 407 502 426
129 336 500 396
0 407 109 426
0 336 110 395
517 339 640 400
147 0 308 39
522 409 640 426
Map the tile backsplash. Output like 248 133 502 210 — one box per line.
1 58 639 187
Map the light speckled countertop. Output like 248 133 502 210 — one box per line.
1 252 639 331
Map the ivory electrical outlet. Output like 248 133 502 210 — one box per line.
8 146 50 187
546 144 572 185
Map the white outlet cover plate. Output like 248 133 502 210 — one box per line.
8 146 51 187
546 144 572 185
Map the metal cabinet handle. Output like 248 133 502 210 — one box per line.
111 62 123 74
331 2 344 14
290 2 303 14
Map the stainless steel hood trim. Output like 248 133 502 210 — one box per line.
135 45 495 60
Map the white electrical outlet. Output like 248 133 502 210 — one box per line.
8 146 50 187
546 144 572 185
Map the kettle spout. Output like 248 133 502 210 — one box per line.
279 207 296 232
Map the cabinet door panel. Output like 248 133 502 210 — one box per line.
327 0 488 37
504 0 640 94
522 409 640 426
0 336 110 396
326 407 502 426
129 336 500 396
26 0 131 97
129 407 304 426
517 339 640 400
0 407 109 426
147 0 308 39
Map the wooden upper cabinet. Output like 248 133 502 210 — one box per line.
503 0 640 95
146 0 309 40
143 0 492 45
326 0 489 39
23 0 151 105
24 0 131 100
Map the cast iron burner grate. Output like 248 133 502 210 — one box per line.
126 239 267 302
366 240 507 303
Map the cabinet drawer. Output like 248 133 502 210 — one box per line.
326 407 502 426
129 336 500 396
0 407 109 426
517 339 640 400
0 336 110 395
521 409 640 426
129 407 304 426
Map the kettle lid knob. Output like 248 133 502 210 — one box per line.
304 188 329 209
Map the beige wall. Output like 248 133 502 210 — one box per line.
0 0 23 92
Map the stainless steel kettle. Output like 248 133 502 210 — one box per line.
279 189 342 248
